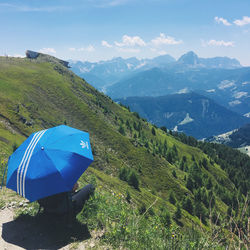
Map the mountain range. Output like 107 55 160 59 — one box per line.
69 54 176 91
70 51 249 115
70 51 250 139
117 92 249 139
69 51 242 91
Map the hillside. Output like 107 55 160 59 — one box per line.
0 54 249 248
116 92 249 139
207 123 250 157
228 123 250 147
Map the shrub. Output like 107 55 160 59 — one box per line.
151 127 156 136
160 126 167 133
126 190 131 203
118 125 125 135
182 197 193 215
139 203 146 214
128 171 139 190
12 142 18 152
119 168 139 190
160 208 171 227
172 170 177 178
169 191 176 205
174 204 182 220
119 167 128 181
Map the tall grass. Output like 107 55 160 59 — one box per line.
78 187 246 249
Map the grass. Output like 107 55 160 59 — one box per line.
77 183 241 249
0 55 247 240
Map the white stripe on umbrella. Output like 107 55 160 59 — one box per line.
19 131 44 196
22 129 47 198
17 131 41 195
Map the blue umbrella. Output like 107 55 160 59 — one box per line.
6 125 93 202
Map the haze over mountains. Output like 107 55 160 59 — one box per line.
70 51 250 139
117 92 249 139
69 54 176 91
70 51 242 91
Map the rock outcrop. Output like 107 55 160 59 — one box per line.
25 50 70 68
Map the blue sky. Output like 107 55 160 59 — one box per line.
1 0 250 65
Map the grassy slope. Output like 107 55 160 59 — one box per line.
0 56 234 229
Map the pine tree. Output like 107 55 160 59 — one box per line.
206 177 213 190
160 209 171 227
128 171 139 190
119 167 128 181
166 151 173 164
169 191 176 205
172 170 177 178
182 197 193 215
174 204 182 220
151 127 156 136
118 125 125 135
186 176 194 191
126 190 131 203
194 201 207 224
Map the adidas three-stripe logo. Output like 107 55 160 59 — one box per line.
16 129 47 198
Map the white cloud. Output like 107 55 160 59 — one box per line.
86 0 130 8
102 40 112 48
234 16 250 26
115 35 146 47
157 50 167 55
0 3 69 12
78 45 95 52
116 48 140 53
102 0 128 7
150 48 167 55
206 39 234 47
151 33 182 46
39 48 56 54
214 16 231 26
69 48 76 51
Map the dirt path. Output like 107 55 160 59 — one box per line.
0 207 104 249
0 207 23 250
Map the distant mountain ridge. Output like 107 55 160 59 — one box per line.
69 54 176 90
177 51 241 69
117 92 250 139
69 51 242 91
107 64 250 117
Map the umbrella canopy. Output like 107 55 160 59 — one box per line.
6 125 93 202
